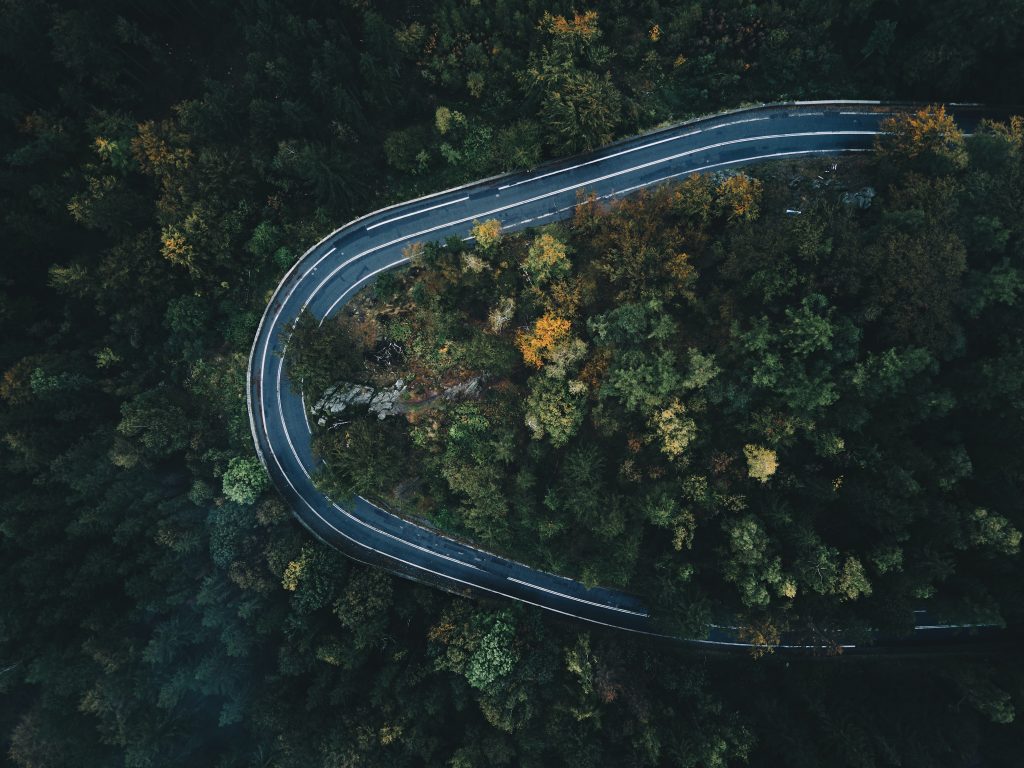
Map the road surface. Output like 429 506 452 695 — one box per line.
248 101 999 651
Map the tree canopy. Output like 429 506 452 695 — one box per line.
3 1 1024 765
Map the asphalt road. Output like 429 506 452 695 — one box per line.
248 101 998 650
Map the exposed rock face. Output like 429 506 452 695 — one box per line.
441 376 483 401
312 376 484 426
840 186 876 209
313 380 407 425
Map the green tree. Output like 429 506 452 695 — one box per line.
524 376 587 447
222 456 269 505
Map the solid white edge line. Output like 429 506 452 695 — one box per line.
299 387 312 435
507 577 649 617
256 416 850 647
498 114 771 191
245 100 929 468
608 148 872 198
367 195 471 230
332 503 482 571
273 327 483 572
263 127 879 628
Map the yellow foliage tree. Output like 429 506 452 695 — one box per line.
282 548 313 591
161 225 194 270
878 105 967 168
435 106 466 135
131 120 192 176
541 10 600 41
744 443 778 483
652 399 697 461
159 206 211 274
471 218 502 249
516 313 571 368
737 620 781 659
523 232 571 283
717 174 763 221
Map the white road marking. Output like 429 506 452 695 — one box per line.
333 503 481 571
498 115 772 190
252 404 672 636
269 134 884 622
608 148 872 198
507 577 648 617
795 99 881 105
320 259 412 322
271 337 484 574
366 196 470 230
263 123 883 601
299 386 313 435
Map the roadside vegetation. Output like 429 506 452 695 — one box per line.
3 2 1024 766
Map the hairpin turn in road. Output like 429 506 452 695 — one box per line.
248 101 1001 651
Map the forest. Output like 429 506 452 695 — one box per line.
2 1 1023 766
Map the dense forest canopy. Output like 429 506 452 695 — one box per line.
2 1 1023 766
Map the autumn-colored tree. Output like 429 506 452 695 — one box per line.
131 119 193 177
651 399 697 461
471 218 502 249
877 105 967 170
676 172 716 224
540 10 601 42
523 232 571 283
516 313 571 368
737 620 781 659
717 173 763 220
744 444 778 483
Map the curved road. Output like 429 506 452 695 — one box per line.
248 101 997 650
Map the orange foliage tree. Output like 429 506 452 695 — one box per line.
516 313 571 368
541 10 600 41
878 105 966 168
717 174 763 221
